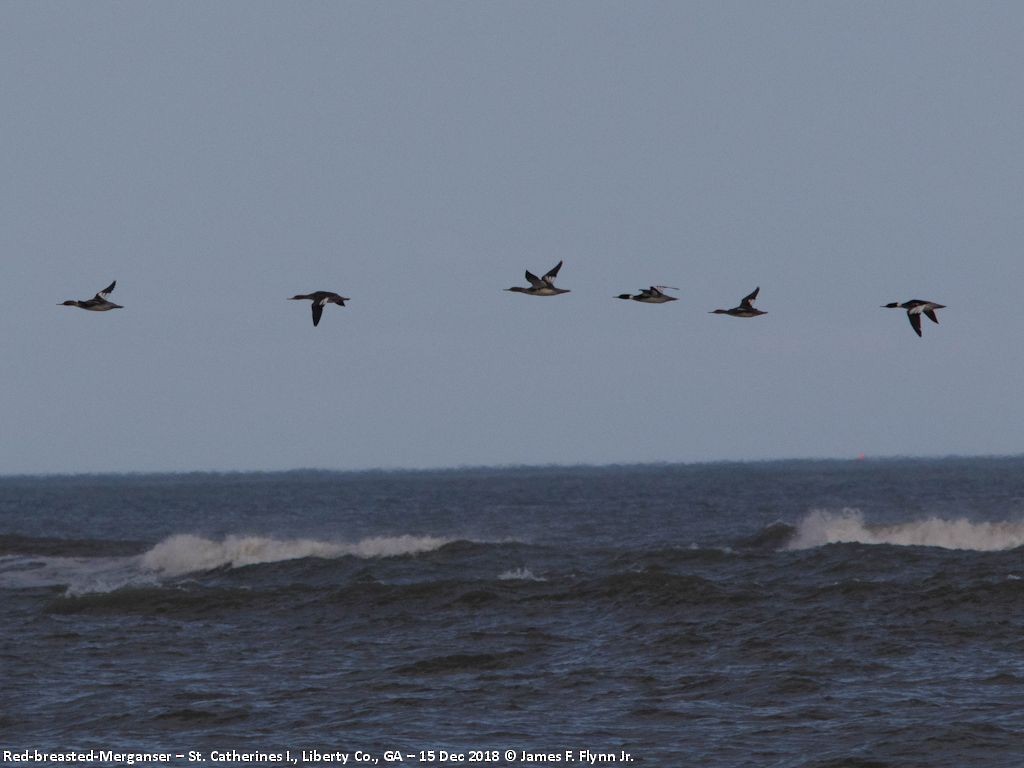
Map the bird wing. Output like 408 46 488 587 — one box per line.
907 312 922 336
311 302 324 327
543 261 563 284
740 287 759 309
924 309 939 324
97 281 116 298
525 270 544 289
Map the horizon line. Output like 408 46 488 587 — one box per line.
2 451 1022 480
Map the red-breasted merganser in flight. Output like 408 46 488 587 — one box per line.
710 287 765 317
289 291 349 327
505 261 569 296
883 299 945 337
616 286 679 304
59 281 122 311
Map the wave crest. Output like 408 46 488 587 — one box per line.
788 509 1024 551
498 567 546 582
141 533 452 576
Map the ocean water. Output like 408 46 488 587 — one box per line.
2 458 1024 767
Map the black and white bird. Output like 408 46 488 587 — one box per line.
882 299 945 337
505 261 569 296
59 281 122 311
289 291 349 327
710 287 765 318
616 286 679 304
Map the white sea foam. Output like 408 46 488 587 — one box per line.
0 554 151 594
0 533 455 593
140 533 452 577
788 509 1024 552
498 567 545 581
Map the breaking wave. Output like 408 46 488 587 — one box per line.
787 509 1024 552
140 533 453 576
0 553 151 595
498 567 546 581
0 533 454 593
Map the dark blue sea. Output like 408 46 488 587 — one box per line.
2 458 1024 767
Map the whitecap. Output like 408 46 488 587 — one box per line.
498 567 546 581
140 533 451 577
787 508 1024 552
0 553 152 595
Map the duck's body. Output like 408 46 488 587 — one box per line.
59 281 122 311
710 286 765 317
616 286 679 304
290 291 349 327
506 261 569 296
883 299 945 337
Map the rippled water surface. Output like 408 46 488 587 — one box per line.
2 458 1024 766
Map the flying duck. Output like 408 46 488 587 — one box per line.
59 281 122 311
616 286 679 304
883 299 945 337
505 261 569 296
710 287 765 318
289 291 349 327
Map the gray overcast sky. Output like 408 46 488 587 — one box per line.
3 2 1023 474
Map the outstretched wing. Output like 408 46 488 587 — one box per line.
97 280 116 298
907 312 922 337
543 260 563 284
524 270 544 289
924 309 939 325
739 286 759 309
311 302 324 327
